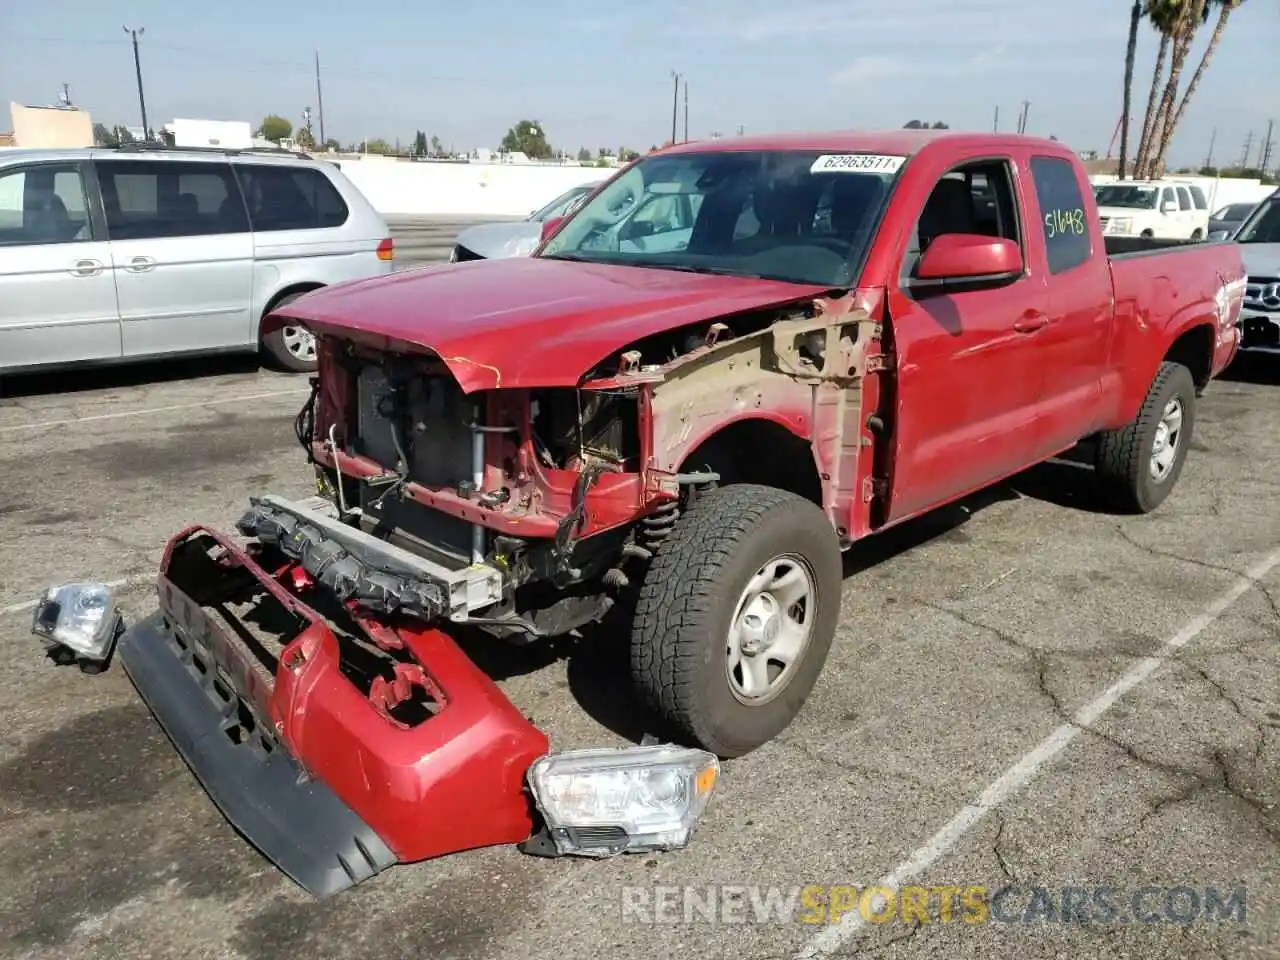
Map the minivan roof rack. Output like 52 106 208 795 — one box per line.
102 142 314 160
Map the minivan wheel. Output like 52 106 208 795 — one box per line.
260 291 319 373
629 484 842 759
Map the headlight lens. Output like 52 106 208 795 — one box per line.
1106 217 1134 235
527 744 719 857
31 582 123 661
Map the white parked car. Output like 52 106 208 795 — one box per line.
0 144 395 375
1093 179 1211 241
450 183 598 261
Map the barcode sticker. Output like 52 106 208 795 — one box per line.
810 154 906 174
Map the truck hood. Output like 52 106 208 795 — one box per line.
273 257 832 392
1240 243 1280 279
453 220 542 259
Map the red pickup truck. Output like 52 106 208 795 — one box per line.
35 131 1246 895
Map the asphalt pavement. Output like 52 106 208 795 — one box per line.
0 218 1276 960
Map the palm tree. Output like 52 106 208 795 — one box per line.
1118 0 1144 179
1145 0 1215 177
1134 0 1185 177
1149 0 1245 175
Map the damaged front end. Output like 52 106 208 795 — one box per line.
32 511 719 896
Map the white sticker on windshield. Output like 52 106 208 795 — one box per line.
810 154 906 174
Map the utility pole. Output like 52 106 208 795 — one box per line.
683 81 689 142
1017 100 1031 135
1260 120 1275 174
59 82 72 106
122 26 149 140
993 105 999 133
314 50 326 147
1238 131 1254 170
1203 128 1217 170
670 71 681 145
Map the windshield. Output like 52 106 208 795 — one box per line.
1213 202 1255 220
538 149 905 286
1235 195 1280 244
528 185 592 222
1094 184 1158 209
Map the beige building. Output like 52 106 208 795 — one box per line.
4 102 95 149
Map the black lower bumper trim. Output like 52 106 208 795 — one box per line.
118 610 398 897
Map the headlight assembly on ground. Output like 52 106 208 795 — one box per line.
31 582 124 663
525 744 719 857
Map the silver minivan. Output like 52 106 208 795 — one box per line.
0 145 394 375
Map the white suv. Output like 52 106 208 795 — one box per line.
1094 178 1211 241
0 145 394 375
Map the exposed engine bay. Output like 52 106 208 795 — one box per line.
287 294 876 641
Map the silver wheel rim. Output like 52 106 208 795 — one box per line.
281 325 316 363
1150 396 1184 481
725 553 816 705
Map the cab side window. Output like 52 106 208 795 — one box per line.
902 158 1021 282
1029 155 1090 275
1176 186 1192 211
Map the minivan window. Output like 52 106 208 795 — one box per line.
1029 155 1090 274
95 160 249 239
234 164 349 231
1175 186 1192 211
0 163 91 245
1188 185 1207 210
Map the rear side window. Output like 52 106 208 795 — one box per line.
1188 185 1207 210
95 160 249 239
0 162 91 245
1029 155 1090 275
234 164 349 232
1175 186 1192 211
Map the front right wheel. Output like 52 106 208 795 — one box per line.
629 484 843 758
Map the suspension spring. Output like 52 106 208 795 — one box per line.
639 499 681 550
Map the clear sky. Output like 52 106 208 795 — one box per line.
2 0 1277 166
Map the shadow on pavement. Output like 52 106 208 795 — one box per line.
1218 351 1280 387
0 353 269 400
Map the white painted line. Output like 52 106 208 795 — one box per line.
0 572 157 617
0 388 309 434
797 544 1280 959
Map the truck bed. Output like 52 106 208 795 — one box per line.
1104 236 1211 258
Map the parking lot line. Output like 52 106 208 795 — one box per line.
796 543 1280 959
0 572 156 618
0 388 309 434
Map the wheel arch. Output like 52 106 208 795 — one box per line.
675 415 824 508
259 282 325 340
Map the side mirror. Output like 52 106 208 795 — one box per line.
1208 229 1230 241
540 216 566 243
1161 201 1179 214
915 234 1022 282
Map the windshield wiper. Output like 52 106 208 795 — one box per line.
622 259 765 279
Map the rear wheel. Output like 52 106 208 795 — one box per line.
260 291 319 373
1094 361 1196 513
1191 228 1204 241
629 484 842 758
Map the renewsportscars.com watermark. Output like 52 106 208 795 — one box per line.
620 884 1249 927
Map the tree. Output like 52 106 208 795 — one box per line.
903 119 925 129
1118 0 1143 178
1134 0 1183 177
577 146 592 162
413 130 428 157
92 123 116 147
1145 0 1211 176
930 121 950 129
431 135 443 157
500 120 553 159
1150 0 1245 176
362 138 393 155
295 128 316 151
322 138 340 152
257 114 293 143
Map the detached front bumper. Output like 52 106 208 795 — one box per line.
115 522 549 897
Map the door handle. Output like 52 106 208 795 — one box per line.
70 258 104 277
125 255 156 273
1013 311 1050 333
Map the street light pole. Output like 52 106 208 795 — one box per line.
670 71 681 144
122 26 149 140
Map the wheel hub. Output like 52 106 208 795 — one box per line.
737 594 781 656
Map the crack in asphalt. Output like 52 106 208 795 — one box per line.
991 813 1016 882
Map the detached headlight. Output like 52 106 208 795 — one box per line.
31 582 123 662
526 745 719 857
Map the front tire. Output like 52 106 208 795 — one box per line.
1094 361 1196 513
260 291 319 373
629 484 843 758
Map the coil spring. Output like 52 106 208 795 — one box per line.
639 499 681 550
